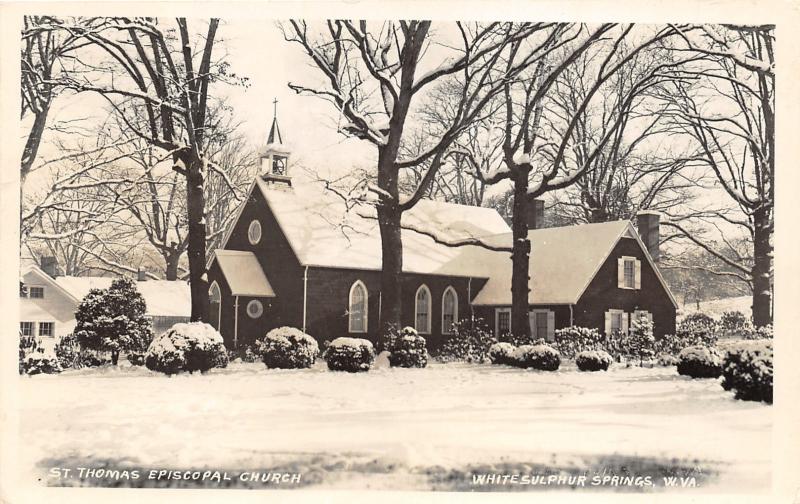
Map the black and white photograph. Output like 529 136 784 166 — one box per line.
1 1 798 502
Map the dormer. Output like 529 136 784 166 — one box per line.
260 99 291 187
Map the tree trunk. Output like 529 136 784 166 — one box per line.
164 252 180 281
21 106 50 182
185 154 209 322
751 205 773 327
510 166 532 339
377 201 403 340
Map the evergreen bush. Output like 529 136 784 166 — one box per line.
324 337 375 372
74 277 154 365
553 326 604 359
145 322 228 375
576 350 613 371
676 346 723 378
488 342 516 365
22 353 62 375
436 318 495 363
257 327 319 369
721 341 773 403
510 344 560 371
386 326 427 368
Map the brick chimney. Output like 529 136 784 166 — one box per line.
526 197 545 230
41 256 59 278
636 211 661 262
137 268 147 282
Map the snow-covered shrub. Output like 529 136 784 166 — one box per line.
127 352 146 366
488 342 516 366
626 317 656 365
22 353 62 375
676 313 719 348
576 350 613 372
720 311 748 336
721 341 773 403
510 344 560 371
324 337 375 372
656 353 680 367
387 327 427 368
54 334 82 369
19 336 41 374
74 277 154 365
80 352 111 367
228 343 260 363
736 323 774 341
676 346 723 378
257 326 319 369
553 326 604 359
145 322 228 375
437 318 495 363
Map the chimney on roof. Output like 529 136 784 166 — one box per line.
41 256 59 278
636 211 661 262
137 268 147 282
526 197 545 230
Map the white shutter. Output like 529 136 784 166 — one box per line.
622 312 630 334
604 311 612 335
528 311 535 337
634 259 642 289
617 258 625 288
547 311 555 341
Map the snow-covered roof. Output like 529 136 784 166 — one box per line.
471 220 677 306
254 178 512 277
54 276 191 317
212 250 275 297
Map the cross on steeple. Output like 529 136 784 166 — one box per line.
267 97 283 144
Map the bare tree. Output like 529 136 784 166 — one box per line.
657 24 774 325
49 17 241 321
282 20 578 336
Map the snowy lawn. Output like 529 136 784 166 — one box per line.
18 360 771 492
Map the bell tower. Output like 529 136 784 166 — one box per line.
260 98 291 186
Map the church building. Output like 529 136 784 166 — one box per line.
206 114 677 350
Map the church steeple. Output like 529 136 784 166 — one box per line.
260 98 291 186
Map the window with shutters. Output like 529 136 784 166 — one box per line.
441 286 458 335
348 280 368 333
605 309 629 335
495 308 511 336
415 285 432 334
611 312 623 332
618 256 641 290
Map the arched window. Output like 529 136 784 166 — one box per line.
348 280 368 333
209 281 221 330
441 286 458 335
415 284 432 334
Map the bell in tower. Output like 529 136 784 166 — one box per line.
260 98 291 186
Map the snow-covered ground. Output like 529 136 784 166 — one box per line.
17 360 771 492
679 295 752 319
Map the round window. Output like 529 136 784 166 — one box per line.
246 300 263 319
248 219 262 245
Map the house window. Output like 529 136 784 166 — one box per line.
617 256 641 289
529 309 555 341
209 281 222 331
348 280 368 333
246 300 263 319
38 322 54 338
605 309 629 335
248 219 262 245
495 307 511 337
28 286 44 298
415 285 432 334
20 322 33 337
441 286 458 335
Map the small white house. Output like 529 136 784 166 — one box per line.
19 265 191 340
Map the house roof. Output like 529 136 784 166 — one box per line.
252 178 512 277
54 276 192 317
470 220 677 306
212 250 276 297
